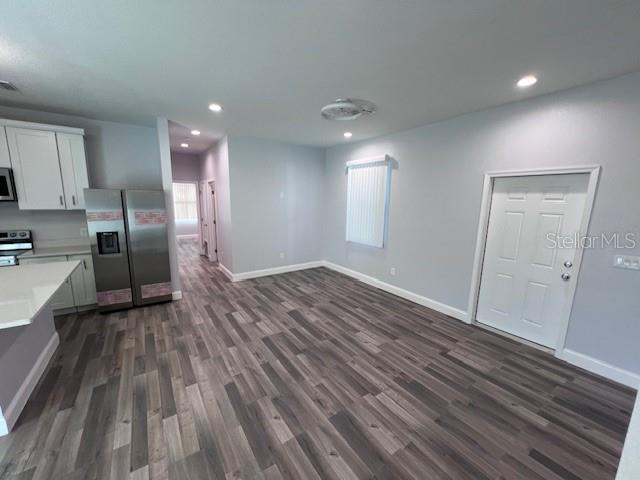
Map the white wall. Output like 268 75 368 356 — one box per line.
200 138 233 270
157 118 181 295
227 137 324 274
324 71 640 375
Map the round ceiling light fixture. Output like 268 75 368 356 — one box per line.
191 129 201 136
208 103 223 112
180 143 189 148
321 98 376 121
517 75 538 88
343 132 353 139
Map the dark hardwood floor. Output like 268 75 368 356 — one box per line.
0 238 635 479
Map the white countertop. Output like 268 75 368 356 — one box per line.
19 245 91 259
0 261 80 330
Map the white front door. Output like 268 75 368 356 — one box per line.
476 174 589 348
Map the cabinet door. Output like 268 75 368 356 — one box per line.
6 127 66 210
69 254 97 306
57 133 89 210
0 127 10 168
18 256 75 310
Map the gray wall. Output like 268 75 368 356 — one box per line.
0 305 56 419
324 72 640 374
0 105 162 190
200 138 234 271
227 137 324 273
0 205 88 247
171 152 201 182
0 105 163 247
171 152 201 237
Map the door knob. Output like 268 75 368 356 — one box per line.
561 272 571 281
564 260 573 268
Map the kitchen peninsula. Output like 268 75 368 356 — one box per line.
0 260 79 435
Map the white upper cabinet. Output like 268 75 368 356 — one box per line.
57 133 89 210
1 120 89 210
0 127 10 168
6 127 66 210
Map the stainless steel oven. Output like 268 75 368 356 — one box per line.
0 168 17 202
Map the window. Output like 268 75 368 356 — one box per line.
172 182 198 221
345 155 391 248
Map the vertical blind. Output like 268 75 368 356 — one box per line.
346 156 391 248
172 182 198 221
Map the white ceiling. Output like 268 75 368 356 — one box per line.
1 1 640 147
169 121 216 154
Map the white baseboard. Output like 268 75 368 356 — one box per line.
230 261 324 282
218 263 235 282
321 261 467 322
172 290 183 300
177 234 199 239
2 332 60 434
217 258 638 390
557 349 640 390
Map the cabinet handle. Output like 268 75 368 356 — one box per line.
72 195 76 205
59 195 64 206
83 259 87 270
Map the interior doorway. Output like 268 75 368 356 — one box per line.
199 180 218 262
172 181 200 241
468 167 600 352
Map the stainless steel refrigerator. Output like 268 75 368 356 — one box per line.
84 189 172 311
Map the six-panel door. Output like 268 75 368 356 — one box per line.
476 174 589 348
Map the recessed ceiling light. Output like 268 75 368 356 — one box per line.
517 75 538 88
343 132 353 139
180 143 189 148
191 130 201 136
208 103 223 113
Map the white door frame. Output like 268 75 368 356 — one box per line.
207 180 219 262
466 165 601 355
198 180 209 256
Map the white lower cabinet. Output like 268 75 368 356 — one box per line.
19 254 96 311
69 254 97 306
19 256 75 309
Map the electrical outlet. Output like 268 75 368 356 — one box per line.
613 254 640 270
279 252 285 259
390 267 397 276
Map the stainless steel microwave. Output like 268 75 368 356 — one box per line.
0 168 17 202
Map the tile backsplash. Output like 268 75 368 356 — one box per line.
0 204 89 248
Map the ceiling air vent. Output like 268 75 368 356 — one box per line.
0 81 18 92
321 98 376 121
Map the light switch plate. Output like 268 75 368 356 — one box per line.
613 254 640 271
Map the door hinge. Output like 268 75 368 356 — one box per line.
214 249 218 253
213 220 216 225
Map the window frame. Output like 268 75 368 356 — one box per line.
345 155 392 248
172 181 199 222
